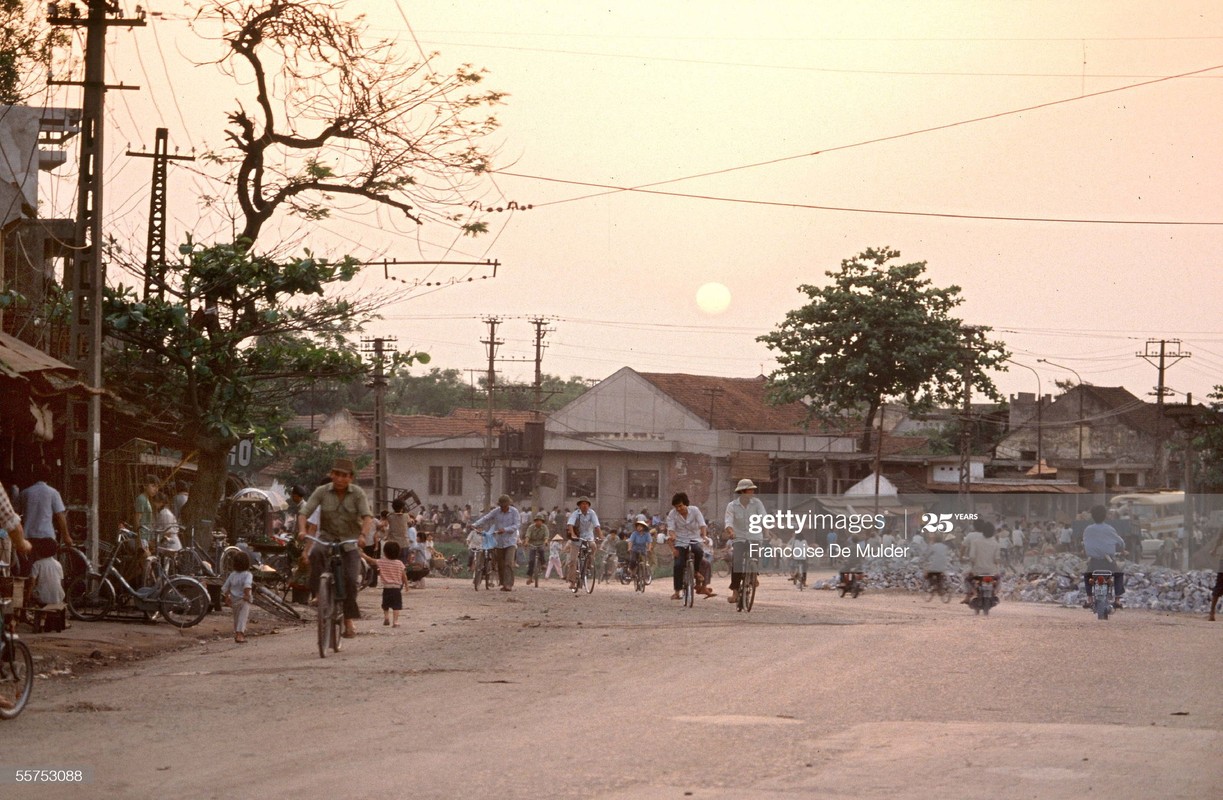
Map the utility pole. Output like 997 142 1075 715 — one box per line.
528 318 555 514
479 317 503 509
50 0 146 564
361 336 397 513
958 329 980 502
126 127 194 300
1137 338 1190 488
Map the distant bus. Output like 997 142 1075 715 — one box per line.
1108 492 1185 538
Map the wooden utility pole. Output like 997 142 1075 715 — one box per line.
50 0 145 564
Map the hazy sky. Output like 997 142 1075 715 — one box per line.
38 0 1223 404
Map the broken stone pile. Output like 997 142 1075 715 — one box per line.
812 553 1216 614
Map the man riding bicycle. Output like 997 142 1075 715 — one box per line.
523 512 551 585
724 478 767 605
1081 504 1126 609
565 497 601 589
297 458 372 639
666 492 715 600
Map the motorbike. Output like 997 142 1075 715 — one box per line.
968 574 1000 616
1089 571 1115 621
836 570 864 598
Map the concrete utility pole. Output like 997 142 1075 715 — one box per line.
528 317 555 514
1137 339 1191 488
50 0 145 564
125 127 193 300
361 336 397 513
958 328 981 502
479 317 502 509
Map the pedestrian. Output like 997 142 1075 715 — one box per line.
385 499 410 559
132 475 160 546
1208 534 1223 622
17 463 70 569
377 541 408 627
472 494 521 592
221 550 254 643
545 535 565 580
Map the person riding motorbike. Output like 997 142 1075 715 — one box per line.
1081 504 1126 610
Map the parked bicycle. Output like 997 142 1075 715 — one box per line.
66 526 210 628
0 561 33 720
303 535 357 658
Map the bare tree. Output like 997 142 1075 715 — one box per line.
197 0 505 246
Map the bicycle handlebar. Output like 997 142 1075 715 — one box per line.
302 535 359 546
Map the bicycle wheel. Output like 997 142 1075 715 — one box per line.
742 570 757 612
331 605 344 653
317 573 334 658
683 558 694 608
472 551 483 590
219 546 244 576
0 638 33 720
583 553 596 594
158 577 210 628
251 584 302 622
57 545 90 588
635 562 646 592
66 574 115 621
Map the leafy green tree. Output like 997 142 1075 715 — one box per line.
758 248 1009 453
1190 385 1223 491
102 242 420 531
272 437 370 494
0 0 64 104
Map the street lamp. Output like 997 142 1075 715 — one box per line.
1006 359 1043 473
1038 359 1085 494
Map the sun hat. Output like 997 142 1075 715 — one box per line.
534 512 546 521
551 535 563 541
634 514 649 527
734 478 758 493
576 496 591 505
330 458 356 476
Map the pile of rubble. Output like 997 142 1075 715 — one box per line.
812 553 1217 614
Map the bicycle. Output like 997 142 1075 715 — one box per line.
472 547 494 591
791 560 808 591
66 527 210 627
571 541 596 594
737 554 759 613
526 545 547 588
679 547 697 608
0 561 33 720
633 554 649 593
924 571 951 603
303 535 357 658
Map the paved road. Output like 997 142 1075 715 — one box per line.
5 573 1220 799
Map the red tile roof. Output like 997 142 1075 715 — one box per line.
637 373 821 433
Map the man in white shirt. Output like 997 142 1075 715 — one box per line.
565 497 601 588
724 478 767 605
666 492 714 600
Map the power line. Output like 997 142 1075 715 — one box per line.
494 61 1223 223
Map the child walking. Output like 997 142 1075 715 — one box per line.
221 550 253 643
377 541 408 628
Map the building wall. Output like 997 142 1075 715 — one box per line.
547 367 705 435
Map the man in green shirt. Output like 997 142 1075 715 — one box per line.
523 512 551 585
298 458 372 638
